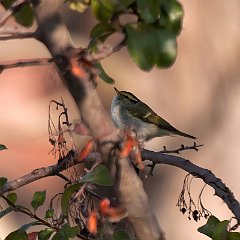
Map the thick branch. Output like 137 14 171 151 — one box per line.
142 149 240 223
1 151 99 193
32 1 164 239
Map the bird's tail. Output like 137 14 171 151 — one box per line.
176 130 196 140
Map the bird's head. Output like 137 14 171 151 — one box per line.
114 87 139 106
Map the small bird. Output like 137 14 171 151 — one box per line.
111 88 196 142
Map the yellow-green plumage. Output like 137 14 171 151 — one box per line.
111 88 196 141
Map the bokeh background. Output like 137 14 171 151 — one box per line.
1 1 240 239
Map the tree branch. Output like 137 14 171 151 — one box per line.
0 27 36 40
142 149 240 224
2 145 240 232
160 142 203 154
1 151 99 193
85 39 126 62
32 1 165 239
0 58 53 73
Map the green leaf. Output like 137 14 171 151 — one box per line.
0 207 13 218
80 164 114 186
91 0 116 22
126 23 155 71
61 183 81 217
15 4 34 28
52 225 80 240
1 0 34 27
1 0 13 8
117 0 135 9
137 0 160 23
31 190 46 211
159 1 184 35
228 232 240 240
90 22 115 40
212 220 229 240
154 29 177 67
95 62 115 84
126 22 177 70
38 228 55 240
5 230 28 240
112 230 131 240
7 192 17 204
198 215 221 238
0 144 7 151
89 22 115 50
0 177 8 189
45 209 54 218
20 221 42 231
60 166 112 215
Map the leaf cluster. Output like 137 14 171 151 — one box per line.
64 0 184 83
88 0 183 72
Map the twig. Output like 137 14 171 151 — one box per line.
85 39 126 62
71 183 87 203
142 149 240 224
0 58 54 73
146 143 203 176
0 0 27 27
57 173 70 182
160 142 204 154
0 28 36 41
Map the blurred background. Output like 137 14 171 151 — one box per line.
1 1 240 239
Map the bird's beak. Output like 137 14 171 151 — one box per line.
114 87 121 96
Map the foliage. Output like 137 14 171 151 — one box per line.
1 0 34 27
0 177 8 189
0 144 7 151
31 190 46 212
66 0 183 83
0 163 114 239
87 0 183 82
0 0 239 240
61 164 113 216
79 164 114 186
112 230 131 240
198 216 240 240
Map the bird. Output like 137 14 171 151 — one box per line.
111 88 196 142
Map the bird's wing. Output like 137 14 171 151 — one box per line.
127 102 196 139
127 102 179 132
